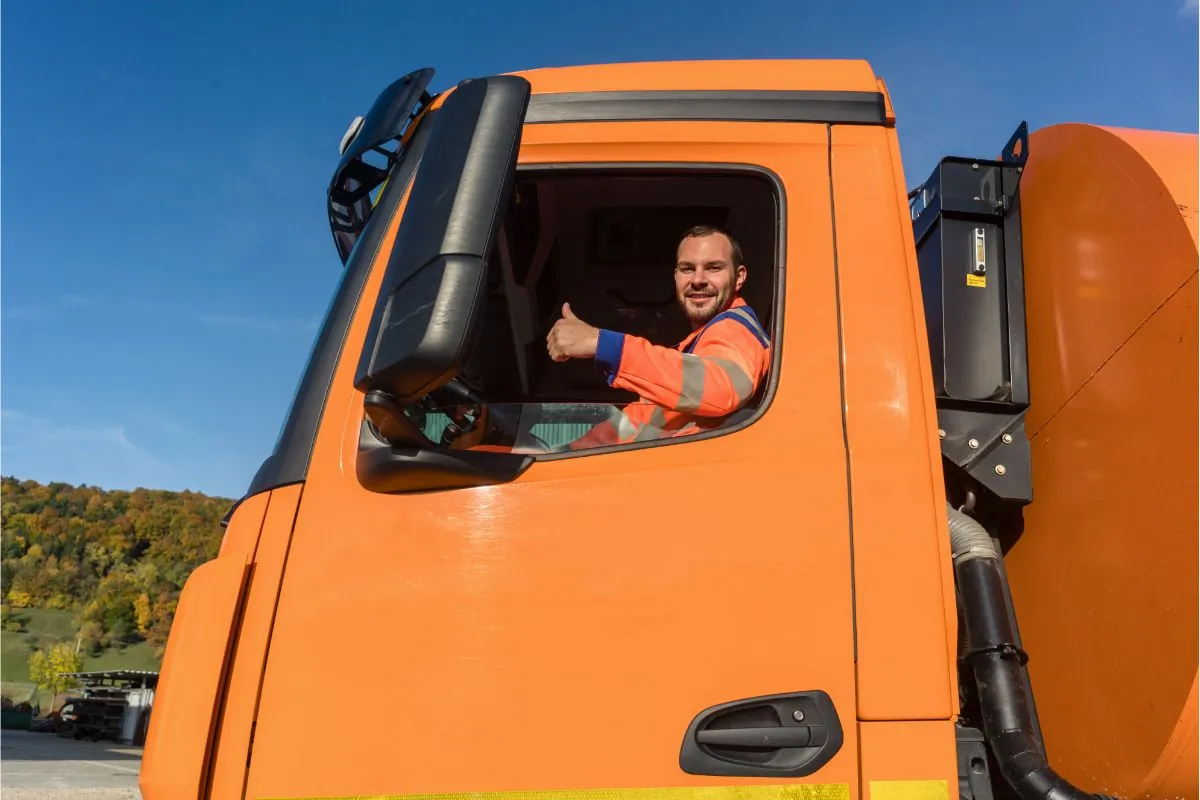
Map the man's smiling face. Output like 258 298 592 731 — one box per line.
674 230 747 327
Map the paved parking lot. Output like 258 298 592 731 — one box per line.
1 730 141 800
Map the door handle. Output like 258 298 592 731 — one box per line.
679 690 843 778
696 724 827 749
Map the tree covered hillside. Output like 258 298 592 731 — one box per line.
1 476 232 657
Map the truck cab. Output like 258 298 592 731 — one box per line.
139 59 1198 800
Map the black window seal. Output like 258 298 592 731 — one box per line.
226 111 438 522
524 89 887 126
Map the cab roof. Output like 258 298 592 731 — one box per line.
504 58 884 95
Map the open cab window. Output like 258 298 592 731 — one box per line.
353 75 782 493
401 168 780 447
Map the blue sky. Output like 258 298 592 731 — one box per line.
2 0 1197 500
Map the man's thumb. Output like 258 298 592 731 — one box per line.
562 302 578 320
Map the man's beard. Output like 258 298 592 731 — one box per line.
681 289 725 326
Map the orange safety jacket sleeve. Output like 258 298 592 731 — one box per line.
593 305 771 417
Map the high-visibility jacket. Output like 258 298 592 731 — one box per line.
567 296 771 450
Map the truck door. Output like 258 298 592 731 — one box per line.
243 73 859 798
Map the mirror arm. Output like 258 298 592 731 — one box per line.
363 390 433 449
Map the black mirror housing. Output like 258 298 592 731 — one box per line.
353 74 532 404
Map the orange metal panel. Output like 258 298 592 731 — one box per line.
1006 122 1198 795
1019 123 1199 436
245 127 862 797
141 493 267 800
1102 126 1199 247
1005 272 1198 796
828 124 956 722
205 483 303 800
1135 673 1198 800
508 59 882 95
880 121 958 717
430 60 884 112
216 491 271 562
857 721 957 800
518 119 841 148
140 557 252 800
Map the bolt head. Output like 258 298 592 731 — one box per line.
995 465 1007 475
1002 433 1013 444
968 438 979 449
938 429 946 440
792 710 805 722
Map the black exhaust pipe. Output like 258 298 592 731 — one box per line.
947 504 1119 800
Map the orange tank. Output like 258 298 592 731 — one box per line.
1007 123 1198 799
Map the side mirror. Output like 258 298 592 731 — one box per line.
353 74 532 405
327 67 436 264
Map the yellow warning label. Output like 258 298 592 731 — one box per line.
966 274 986 288
269 786 852 800
868 780 949 800
269 781 955 800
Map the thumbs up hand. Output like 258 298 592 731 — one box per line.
547 302 600 362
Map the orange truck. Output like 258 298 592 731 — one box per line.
139 59 1197 800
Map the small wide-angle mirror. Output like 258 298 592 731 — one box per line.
326 67 436 264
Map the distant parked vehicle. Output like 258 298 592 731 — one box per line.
0 697 34 730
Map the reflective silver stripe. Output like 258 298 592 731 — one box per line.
710 356 755 405
615 411 641 442
726 306 769 345
603 406 641 443
675 354 706 413
634 406 668 442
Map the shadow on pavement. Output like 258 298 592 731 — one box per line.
2 730 143 762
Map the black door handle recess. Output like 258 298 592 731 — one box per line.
679 690 843 778
696 725 827 749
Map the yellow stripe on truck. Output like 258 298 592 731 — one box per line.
371 176 390 209
867 781 949 800
269 786 852 800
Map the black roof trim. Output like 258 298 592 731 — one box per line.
525 89 887 126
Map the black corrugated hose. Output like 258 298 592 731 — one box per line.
946 504 1121 800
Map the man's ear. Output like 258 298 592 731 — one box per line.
735 264 747 292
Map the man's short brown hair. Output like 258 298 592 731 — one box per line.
678 225 744 267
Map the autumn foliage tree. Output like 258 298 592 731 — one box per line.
1 477 231 656
28 642 82 699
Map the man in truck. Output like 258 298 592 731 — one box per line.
546 225 772 448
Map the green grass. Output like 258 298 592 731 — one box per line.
1 633 34 683
1 609 76 683
16 607 78 636
83 642 160 672
1 608 162 711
